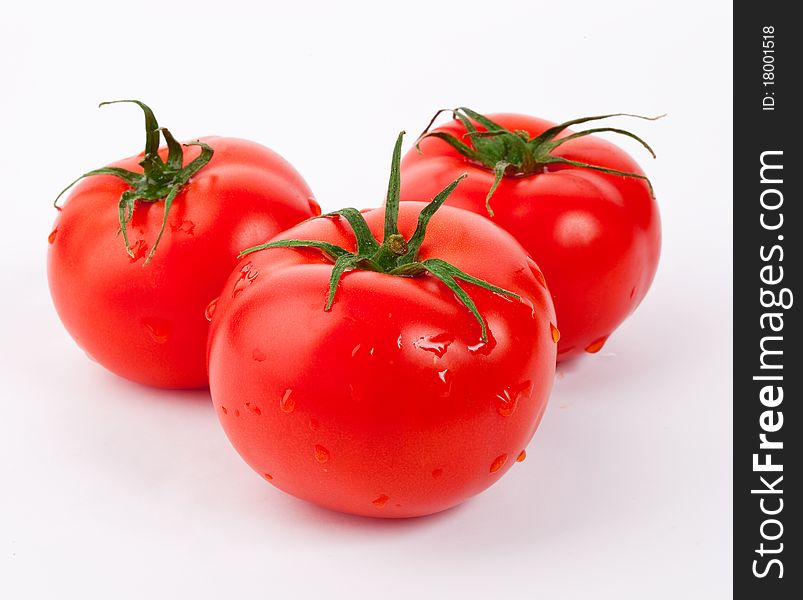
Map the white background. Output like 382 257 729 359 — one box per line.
0 1 732 598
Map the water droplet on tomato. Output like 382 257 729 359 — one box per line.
233 409 240 418
129 239 149 262
252 348 266 362
396 335 403 350
550 323 560 343
308 198 322 216
495 381 532 417
520 296 537 319
314 445 330 463
232 262 259 297
245 402 261 415
585 335 609 353
432 468 443 479
263 473 274 481
437 369 453 397
372 494 389 507
490 454 508 473
527 257 547 289
280 389 295 413
351 344 361 358
204 298 219 322
629 286 636 299
495 389 517 417
468 329 497 355
170 219 195 235
413 333 453 358
48 228 58 244
516 450 527 463
142 318 169 344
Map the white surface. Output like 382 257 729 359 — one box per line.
0 1 732 598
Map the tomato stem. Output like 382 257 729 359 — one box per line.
240 132 520 343
54 100 214 265
415 108 663 215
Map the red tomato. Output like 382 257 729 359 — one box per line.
207 134 557 518
48 102 318 388
400 110 661 360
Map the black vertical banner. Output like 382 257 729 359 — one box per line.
734 4 800 598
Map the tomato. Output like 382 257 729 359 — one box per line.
400 109 661 360
47 101 318 388
207 133 557 518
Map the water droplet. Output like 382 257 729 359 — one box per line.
142 318 169 344
314 445 330 463
585 335 609 353
550 323 560 343
527 257 547 289
413 333 453 358
170 219 195 235
47 228 58 244
437 369 453 397
280 389 296 413
629 286 636 299
252 348 266 362
520 296 537 320
495 389 517 417
494 381 532 417
233 409 240 418
369 346 375 357
308 197 322 216
232 262 259 298
432 468 443 479
129 239 149 262
516 450 527 463
387 312 393 319
490 454 508 473
468 329 497 355
263 473 274 481
396 335 403 350
351 343 361 358
204 298 219 322
221 406 228 415
372 494 389 507
245 402 262 415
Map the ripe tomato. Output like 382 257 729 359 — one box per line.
207 133 557 518
48 101 318 388
400 109 661 360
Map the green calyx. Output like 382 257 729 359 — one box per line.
240 131 519 343
416 107 662 216
54 100 214 265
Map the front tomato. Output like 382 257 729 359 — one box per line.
47 101 318 388
207 134 557 518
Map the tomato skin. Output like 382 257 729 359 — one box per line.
207 203 557 518
48 137 318 388
400 114 661 359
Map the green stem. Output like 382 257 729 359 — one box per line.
241 132 520 343
417 107 662 214
54 100 214 265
